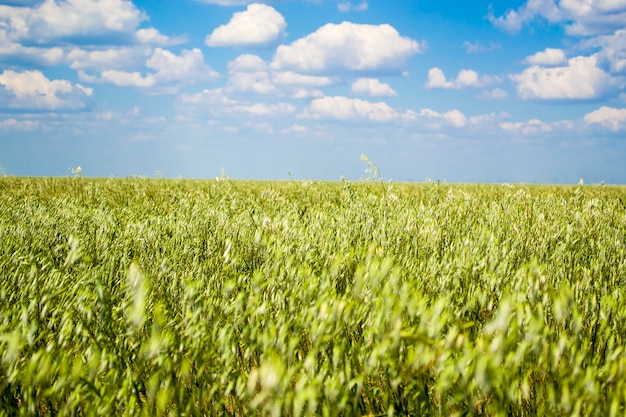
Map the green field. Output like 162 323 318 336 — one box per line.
1 176 626 416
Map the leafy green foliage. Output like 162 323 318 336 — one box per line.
1 177 625 415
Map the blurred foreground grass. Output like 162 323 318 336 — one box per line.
1 177 626 416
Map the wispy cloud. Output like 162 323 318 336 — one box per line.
337 1 368 12
463 40 500 54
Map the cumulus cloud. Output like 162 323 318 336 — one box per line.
300 96 410 122
351 78 397 97
0 1 179 72
0 69 92 111
418 108 467 128
582 29 626 75
337 1 368 12
584 105 626 130
510 55 621 100
225 55 273 94
0 0 147 44
205 3 286 48
272 22 423 74
489 0 626 36
83 48 219 94
426 68 501 89
523 48 567 65
135 28 186 46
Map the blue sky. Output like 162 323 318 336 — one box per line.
0 0 625 183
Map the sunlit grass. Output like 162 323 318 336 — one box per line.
1 176 625 415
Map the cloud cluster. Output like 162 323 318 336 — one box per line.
80 48 219 94
205 3 286 48
225 54 331 98
300 96 412 122
0 0 146 44
489 0 626 36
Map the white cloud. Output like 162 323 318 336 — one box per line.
225 54 333 97
205 3 286 48
584 105 626 130
272 22 423 74
489 0 626 36
478 88 508 99
510 55 621 100
67 46 149 70
426 67 501 89
226 54 276 94
0 0 146 43
337 1 368 12
0 118 39 130
500 118 554 135
0 39 65 65
87 48 219 94
98 69 154 87
282 124 308 134
301 95 408 122
351 78 397 97
582 29 626 75
272 71 334 87
0 1 178 71
179 88 237 106
0 69 92 111
195 0 250 4
468 112 502 126
419 108 467 128
135 28 186 46
524 48 567 65
228 54 268 72
232 102 296 116
463 40 500 54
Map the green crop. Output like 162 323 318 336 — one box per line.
1 176 625 416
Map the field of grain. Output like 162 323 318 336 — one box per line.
1 176 626 416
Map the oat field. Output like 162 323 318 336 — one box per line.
1 176 626 416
